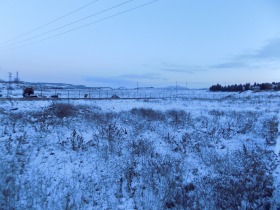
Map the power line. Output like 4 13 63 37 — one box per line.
1 0 160 52
0 0 100 46
0 0 134 49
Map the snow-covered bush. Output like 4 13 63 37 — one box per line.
49 102 78 118
165 109 190 128
196 144 277 209
59 129 85 151
130 108 165 121
0 99 279 209
262 116 279 146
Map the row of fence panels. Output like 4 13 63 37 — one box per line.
2 88 280 100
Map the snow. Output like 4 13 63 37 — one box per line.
0 83 280 209
275 112 280 155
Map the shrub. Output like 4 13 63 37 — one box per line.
208 109 225 118
231 111 259 134
131 139 154 157
263 116 279 145
49 102 78 118
60 129 85 151
197 144 277 209
130 108 165 121
166 109 188 128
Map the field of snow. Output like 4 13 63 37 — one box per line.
0 84 280 209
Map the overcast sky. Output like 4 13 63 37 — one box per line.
1 0 280 88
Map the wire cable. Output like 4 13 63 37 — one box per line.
0 0 134 49
1 0 159 52
0 0 100 46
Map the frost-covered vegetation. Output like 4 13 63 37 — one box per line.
0 98 279 209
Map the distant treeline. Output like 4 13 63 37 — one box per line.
209 82 280 92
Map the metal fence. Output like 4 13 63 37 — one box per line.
1 88 280 101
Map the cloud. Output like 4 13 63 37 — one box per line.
84 73 167 87
254 38 280 60
120 73 164 80
211 61 248 69
163 68 195 73
212 37 280 69
84 76 135 87
161 62 204 73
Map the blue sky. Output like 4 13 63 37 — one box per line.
0 0 280 88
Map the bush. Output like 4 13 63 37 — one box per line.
49 102 78 118
166 109 188 128
130 139 154 157
263 116 279 145
197 144 277 209
130 108 165 121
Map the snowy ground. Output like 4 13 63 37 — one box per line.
0 85 280 209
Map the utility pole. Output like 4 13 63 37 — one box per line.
9 72 12 87
8 72 12 95
0 67 4 82
15 71 19 84
137 81 138 94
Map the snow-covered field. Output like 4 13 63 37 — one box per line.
0 84 280 209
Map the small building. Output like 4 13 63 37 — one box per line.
251 86 260 91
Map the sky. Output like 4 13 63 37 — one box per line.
1 0 280 88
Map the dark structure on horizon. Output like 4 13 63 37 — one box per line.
22 87 34 97
209 82 280 92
